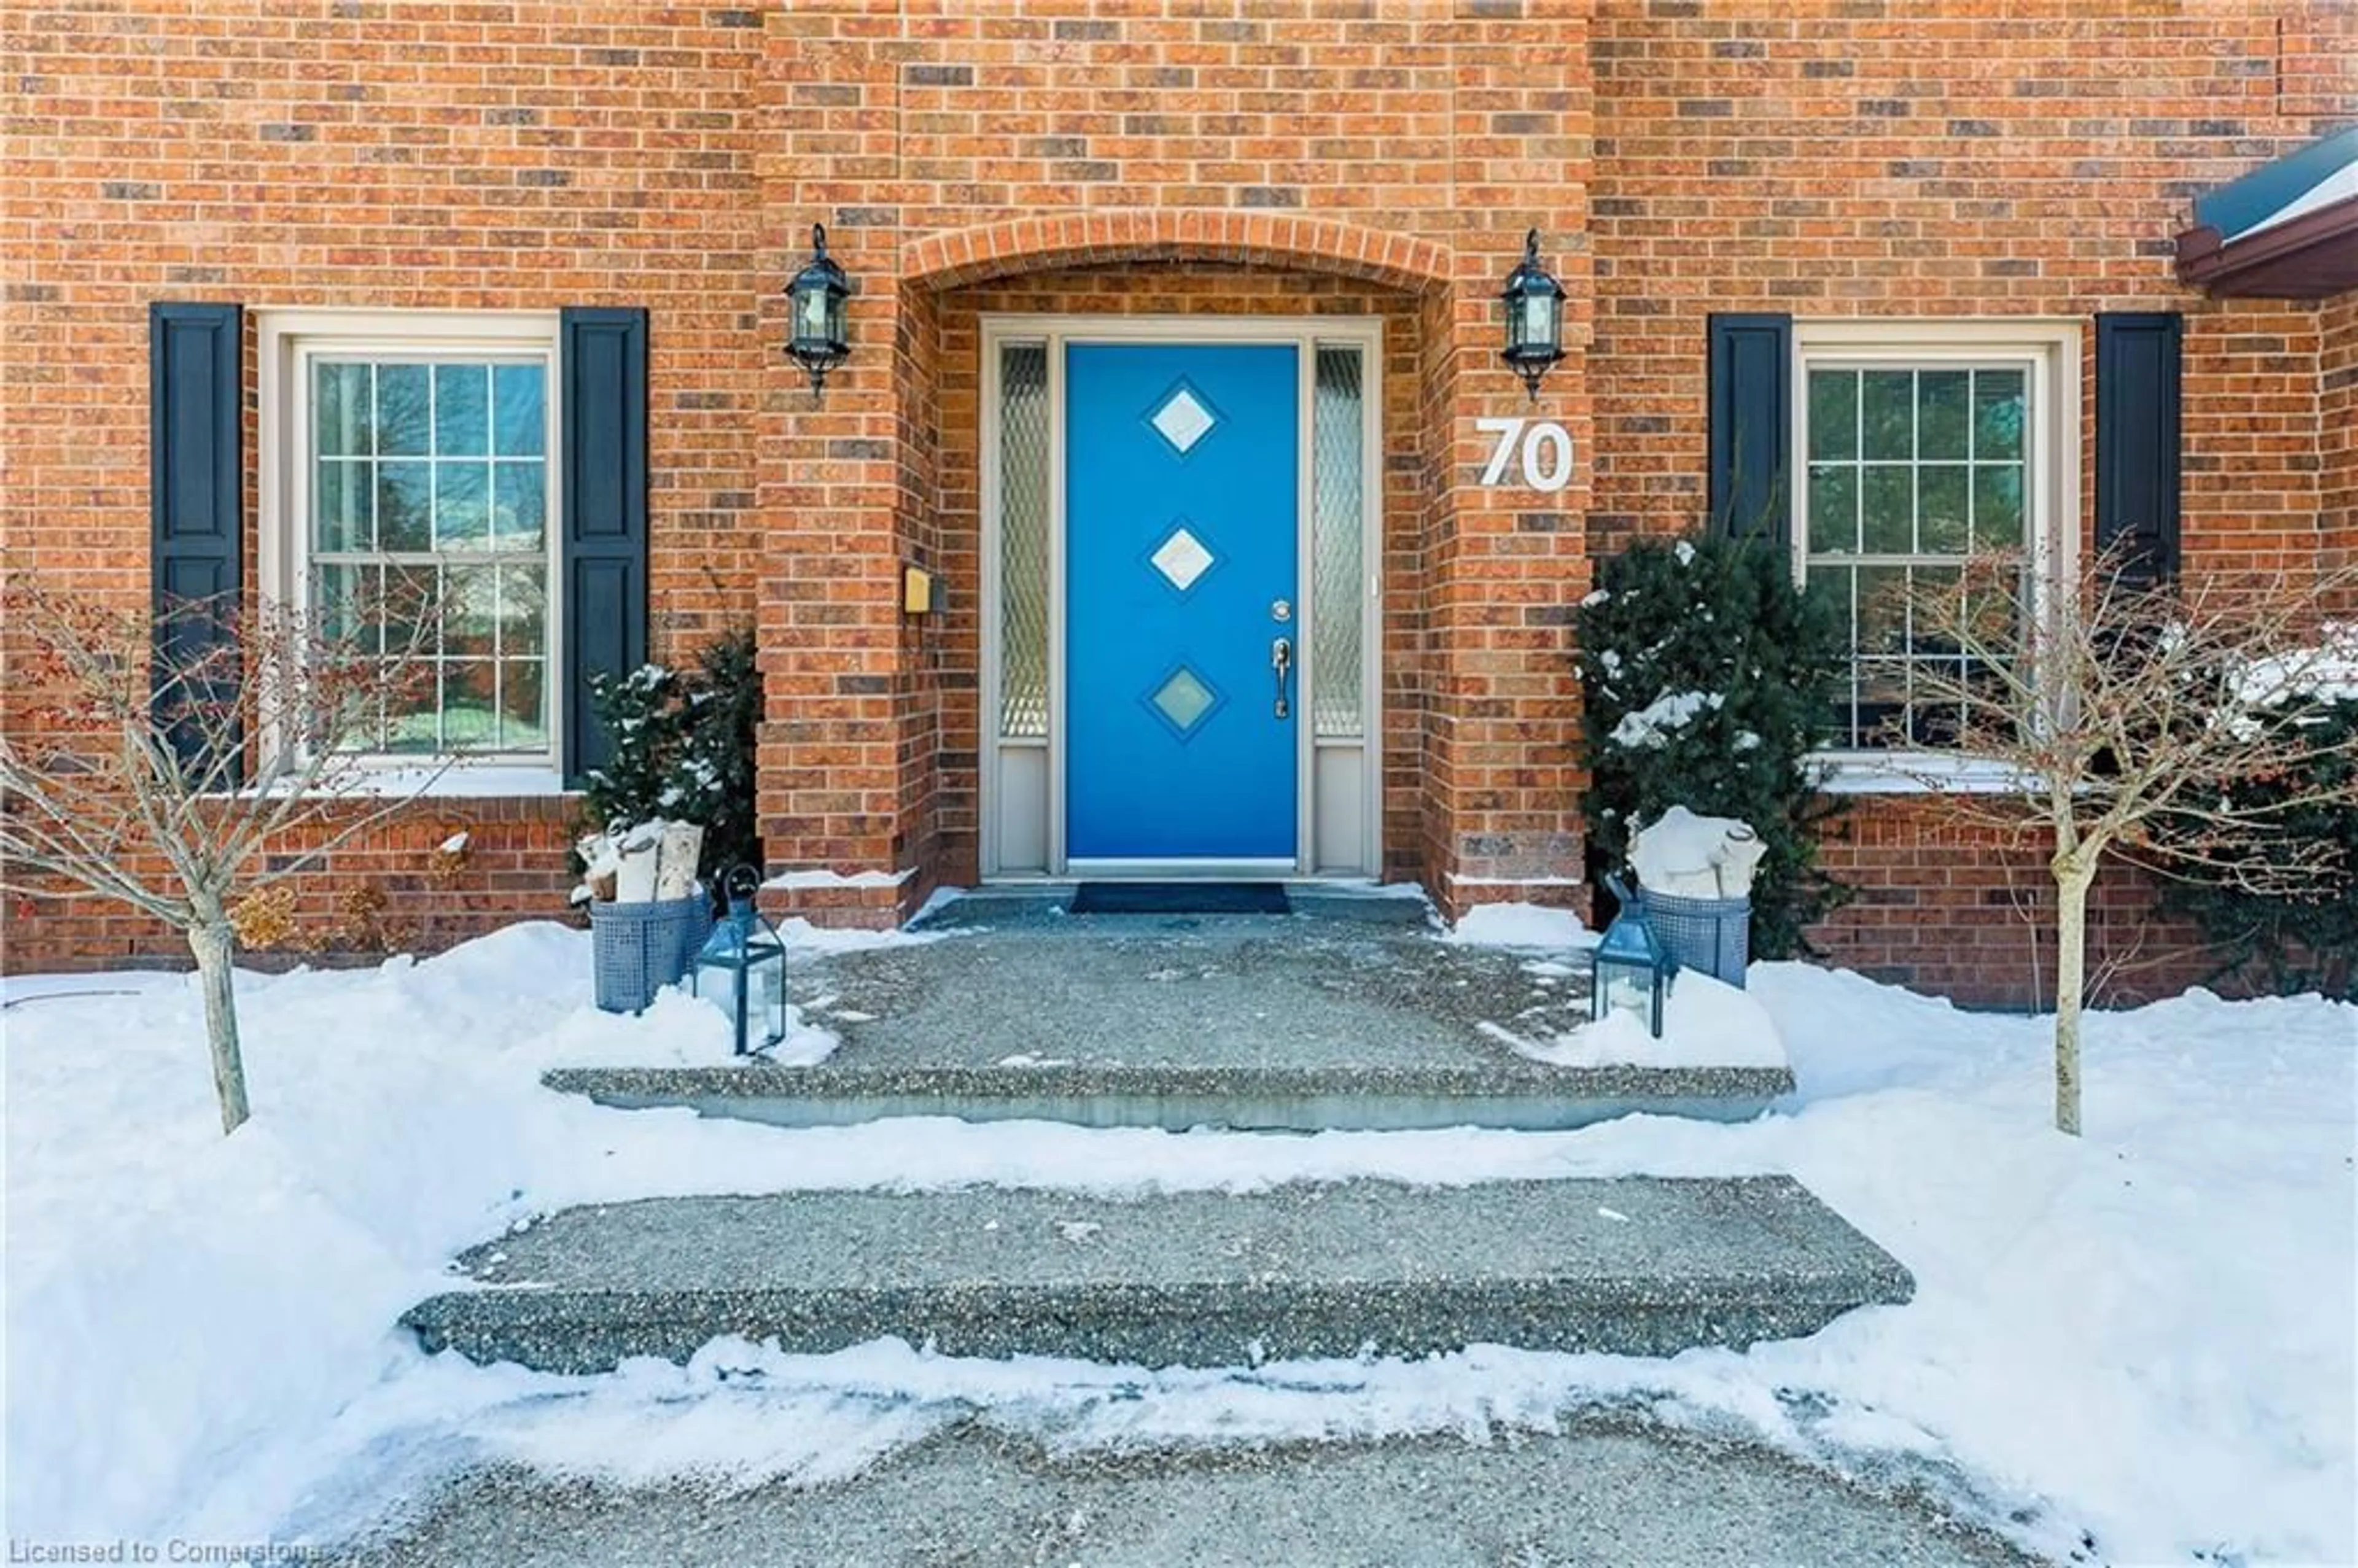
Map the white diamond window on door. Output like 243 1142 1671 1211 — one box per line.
1148 384 1217 454
1147 666 1220 736
1148 524 1215 593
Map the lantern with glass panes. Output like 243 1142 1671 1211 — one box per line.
1590 876 1675 1039
1499 228 1565 402
786 222 851 397
691 865 788 1055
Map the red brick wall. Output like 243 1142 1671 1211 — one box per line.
1587 0 2344 561
3 3 771 967
1811 804 2218 1007
5 0 2351 1002
1 797 579 973
2323 292 2358 602
1584 0 2354 1003
757 3 1597 922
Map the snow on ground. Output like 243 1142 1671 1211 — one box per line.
532 985 841 1069
1488 969 1789 1069
1442 901 1597 950
5 924 2354 1565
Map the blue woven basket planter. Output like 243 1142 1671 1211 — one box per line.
587 893 713 1014
1635 887 1751 989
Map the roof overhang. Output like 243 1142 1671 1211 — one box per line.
2174 127 2358 299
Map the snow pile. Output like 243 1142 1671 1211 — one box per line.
1444 901 1597 950
5 928 2354 1566
534 984 841 1069
1628 804 1764 900
776 914 944 955
2234 619 2358 708
1606 689 1724 749
764 867 917 892
1497 970 1787 1069
1 922 919 1543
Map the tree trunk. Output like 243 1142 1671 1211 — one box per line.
187 916 251 1135
2050 856 2096 1137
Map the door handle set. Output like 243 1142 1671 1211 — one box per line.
1271 637 1292 720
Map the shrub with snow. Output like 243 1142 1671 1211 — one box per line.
576 627 764 891
2163 694 2358 1000
1576 533 1850 958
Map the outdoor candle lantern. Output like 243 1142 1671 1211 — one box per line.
691 864 788 1055
1591 876 1675 1039
1499 227 1566 402
786 222 852 397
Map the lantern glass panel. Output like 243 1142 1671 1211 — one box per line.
1520 292 1558 349
796 284 831 341
699 958 787 1049
1596 963 1645 1020
1590 901 1670 1038
692 909 789 1051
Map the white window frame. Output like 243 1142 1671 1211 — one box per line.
1790 319 2080 793
258 309 567 796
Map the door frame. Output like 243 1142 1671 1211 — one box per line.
979 312 1384 881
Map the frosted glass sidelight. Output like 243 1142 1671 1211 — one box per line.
998 343 1050 739
1312 346 1366 739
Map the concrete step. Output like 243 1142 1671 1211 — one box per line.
403 1177 1912 1374
543 910 1792 1131
542 1058 1792 1133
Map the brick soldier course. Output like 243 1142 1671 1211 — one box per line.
5 1 2354 1004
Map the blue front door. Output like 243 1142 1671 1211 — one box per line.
1066 343 1299 863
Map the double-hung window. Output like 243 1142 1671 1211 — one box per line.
1792 322 2076 763
264 314 562 780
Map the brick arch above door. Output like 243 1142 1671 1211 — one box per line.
900 211 1460 297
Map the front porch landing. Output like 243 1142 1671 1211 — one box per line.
543 895 1794 1132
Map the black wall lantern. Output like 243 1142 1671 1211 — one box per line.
787 222 851 397
1500 227 1565 402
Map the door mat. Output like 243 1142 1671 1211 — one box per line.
1069 882 1291 915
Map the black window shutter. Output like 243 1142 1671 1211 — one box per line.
149 301 244 780
1706 312 1792 544
2095 312 2182 588
559 306 650 783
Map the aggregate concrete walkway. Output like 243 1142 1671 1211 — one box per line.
403 1177 1912 1373
545 903 1793 1131
330 1423 2044 1567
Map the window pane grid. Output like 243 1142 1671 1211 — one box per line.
1804 363 2028 749
309 354 550 757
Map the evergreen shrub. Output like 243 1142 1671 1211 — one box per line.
2161 694 2358 1000
1576 534 1851 958
575 626 765 891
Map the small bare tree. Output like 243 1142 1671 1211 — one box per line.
1 580 447 1134
1893 549 2358 1135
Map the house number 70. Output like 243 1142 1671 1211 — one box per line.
1476 416 1574 494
